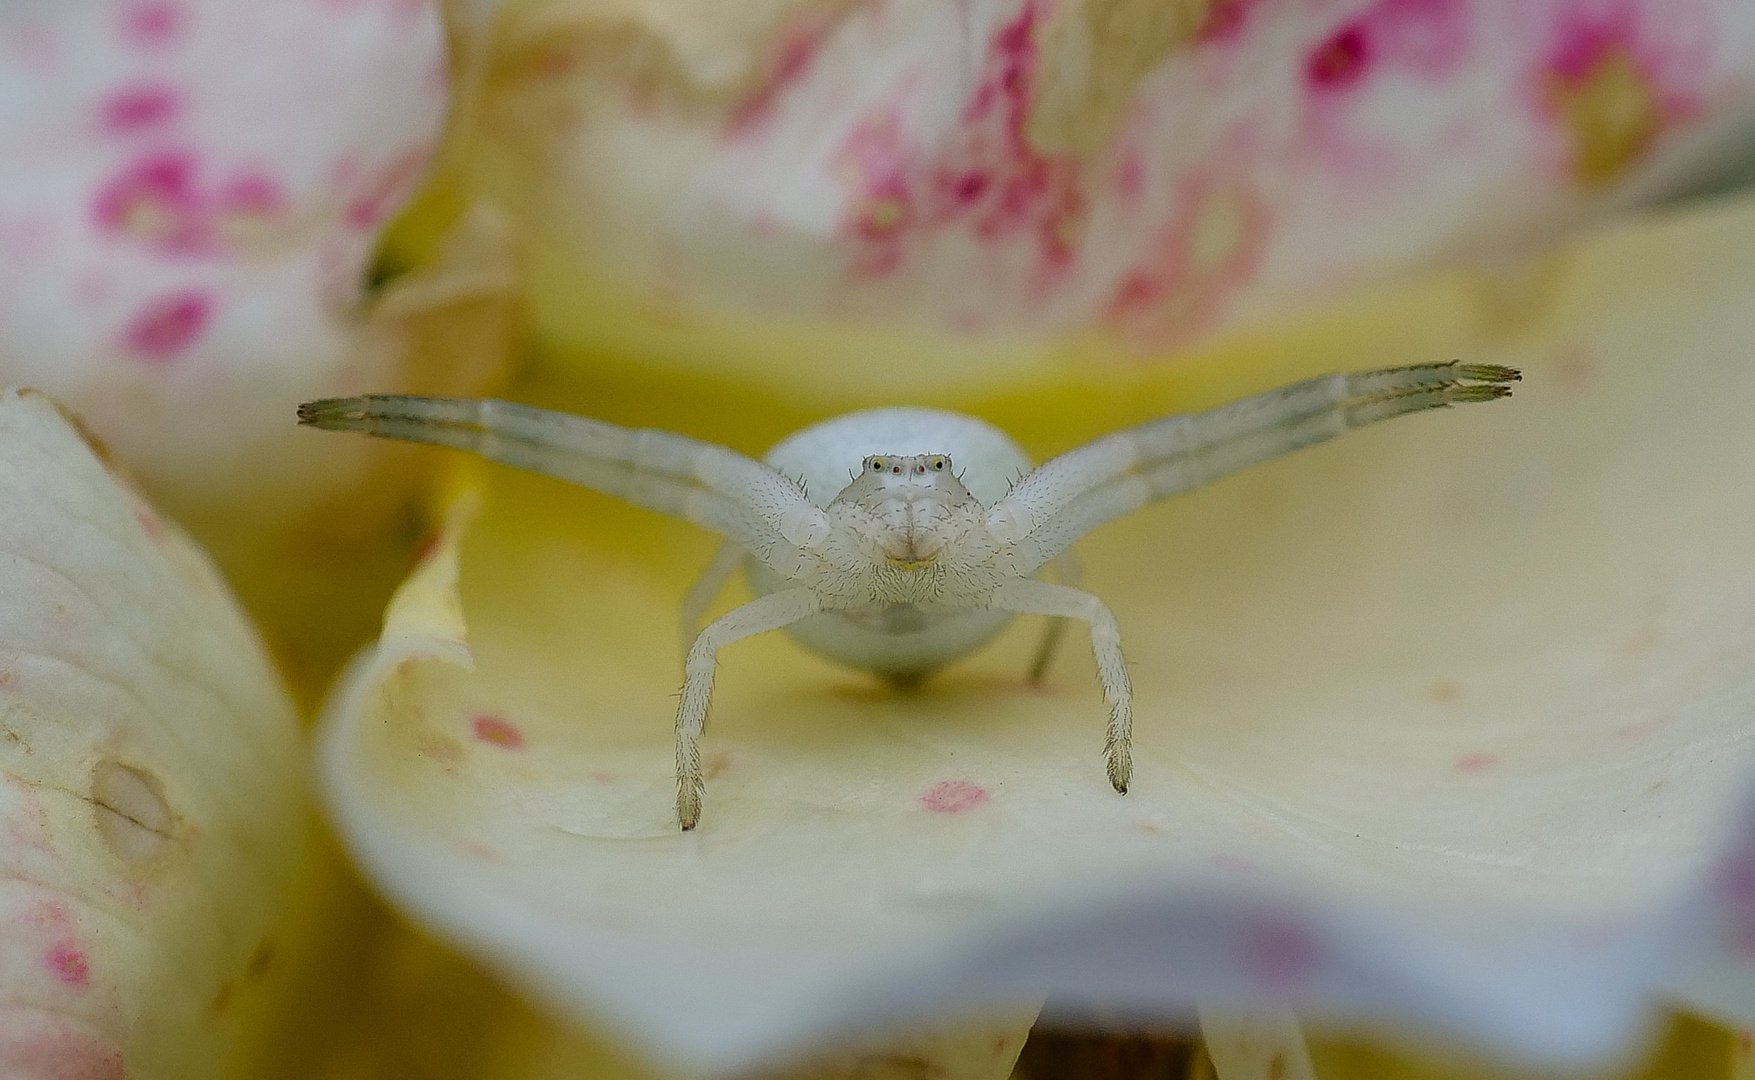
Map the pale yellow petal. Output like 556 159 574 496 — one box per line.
322 190 1755 1073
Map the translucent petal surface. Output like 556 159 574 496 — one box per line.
0 390 305 1080
322 193 1755 1075
458 0 1755 390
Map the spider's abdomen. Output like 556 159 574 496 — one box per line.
762 407 1030 509
751 557 1017 678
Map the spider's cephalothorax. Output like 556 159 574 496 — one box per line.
298 361 1519 829
736 409 1036 685
838 452 977 570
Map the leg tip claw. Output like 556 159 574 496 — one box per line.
676 784 703 832
1106 751 1132 795
1454 363 1522 384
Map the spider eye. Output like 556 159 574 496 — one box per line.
868 458 884 471
931 457 946 471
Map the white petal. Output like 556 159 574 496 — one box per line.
0 0 520 526
460 0 1755 383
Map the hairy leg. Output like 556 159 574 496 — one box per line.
991 579 1132 794
299 396 831 579
986 362 1518 576
676 587 822 830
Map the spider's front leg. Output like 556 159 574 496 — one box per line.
990 579 1133 794
676 587 822 830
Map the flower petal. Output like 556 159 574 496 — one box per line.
321 191 1755 1073
0 0 521 530
458 0 1755 387
0 389 305 1079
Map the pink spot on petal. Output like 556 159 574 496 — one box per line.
93 151 212 252
1243 917 1320 991
45 943 89 989
835 1 1083 284
1453 751 1499 773
120 1 185 49
217 171 285 217
1108 272 1165 318
727 14 830 135
94 153 194 221
1549 14 1627 84
122 290 212 362
920 780 988 813
948 172 990 203
1306 22 1372 90
100 84 179 134
471 714 524 750
1105 169 1269 349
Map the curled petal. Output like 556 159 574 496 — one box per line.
322 191 1755 1071
0 389 305 1079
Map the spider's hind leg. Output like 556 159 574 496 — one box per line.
678 539 744 658
1027 549 1084 684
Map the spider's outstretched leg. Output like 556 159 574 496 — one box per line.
677 587 822 830
679 539 743 656
991 579 1132 794
1027 549 1083 684
296 396 831 585
983 362 1519 578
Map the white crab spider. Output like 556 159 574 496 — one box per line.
300 361 1518 830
